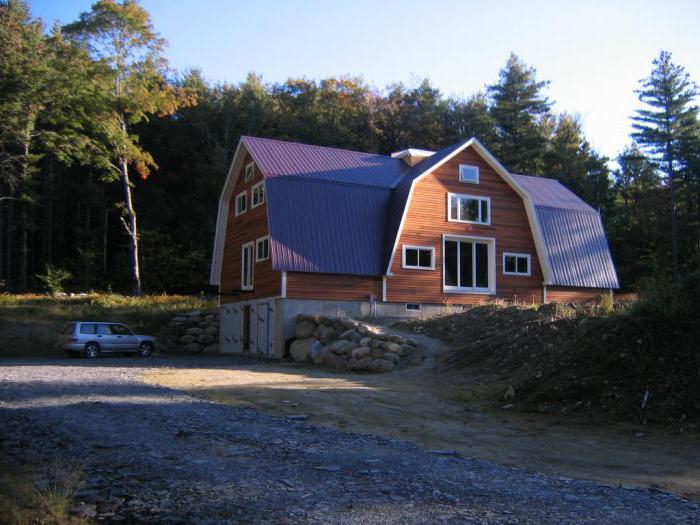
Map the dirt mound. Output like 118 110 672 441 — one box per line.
396 275 700 427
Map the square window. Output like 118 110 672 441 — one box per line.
448 193 489 224
503 253 530 276
459 164 479 183
403 246 434 270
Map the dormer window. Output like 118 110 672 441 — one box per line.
244 162 255 182
459 164 479 184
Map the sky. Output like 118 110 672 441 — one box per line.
31 0 700 160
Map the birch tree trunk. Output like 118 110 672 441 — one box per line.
119 154 142 296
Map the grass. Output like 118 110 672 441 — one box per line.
0 293 216 357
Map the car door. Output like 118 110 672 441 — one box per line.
96 323 117 351
109 324 137 350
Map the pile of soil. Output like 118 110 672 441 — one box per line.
396 275 700 427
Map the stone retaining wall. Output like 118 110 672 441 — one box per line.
162 310 219 354
289 315 421 373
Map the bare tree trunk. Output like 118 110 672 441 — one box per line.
119 156 142 296
19 206 28 291
6 200 13 290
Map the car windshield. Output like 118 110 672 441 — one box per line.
110 324 133 335
61 323 76 335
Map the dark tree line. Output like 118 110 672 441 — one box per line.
1 0 698 294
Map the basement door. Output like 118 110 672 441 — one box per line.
219 303 243 354
249 301 274 357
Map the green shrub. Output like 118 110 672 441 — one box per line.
35 265 72 295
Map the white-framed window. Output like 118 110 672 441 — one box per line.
443 234 496 294
256 236 270 262
447 193 490 225
406 303 421 312
459 164 479 184
244 162 255 182
241 242 254 290
402 245 435 270
235 191 247 216
251 181 265 208
503 252 531 276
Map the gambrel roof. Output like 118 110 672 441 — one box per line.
211 136 619 289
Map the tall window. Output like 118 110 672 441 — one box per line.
448 193 490 224
251 181 265 208
256 236 270 262
443 236 493 292
241 242 254 290
235 191 247 216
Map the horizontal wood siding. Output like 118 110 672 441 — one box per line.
286 272 382 301
547 286 609 304
220 152 280 305
387 146 544 305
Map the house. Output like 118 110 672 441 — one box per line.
210 136 619 356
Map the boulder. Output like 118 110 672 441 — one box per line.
343 319 358 330
197 334 215 344
383 352 400 364
186 327 203 336
359 337 372 347
386 342 401 353
370 339 382 349
368 359 395 373
371 347 384 358
348 357 372 372
399 344 415 355
183 342 202 353
296 320 316 339
351 347 371 360
338 329 357 340
320 347 339 366
349 331 363 343
313 324 336 343
203 343 219 353
309 343 325 365
179 334 196 344
357 325 369 335
204 314 216 322
329 339 354 355
204 326 218 335
290 338 320 362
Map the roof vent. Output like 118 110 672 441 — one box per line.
391 148 435 167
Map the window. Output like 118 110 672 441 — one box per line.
256 236 270 262
110 324 133 335
241 242 254 290
503 252 531 276
459 164 479 184
448 193 490 225
443 235 494 293
96 324 111 335
251 181 265 208
235 191 247 216
402 245 434 270
406 303 421 312
244 162 255 182
79 323 96 335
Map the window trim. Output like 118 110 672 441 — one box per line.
402 245 435 270
255 235 270 262
459 164 479 184
235 190 247 216
502 251 531 276
442 234 496 294
406 303 422 312
251 181 265 208
447 192 491 225
241 241 254 291
244 162 255 182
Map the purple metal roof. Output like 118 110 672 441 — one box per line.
266 177 391 275
513 174 597 213
242 136 408 187
536 207 620 289
239 136 619 288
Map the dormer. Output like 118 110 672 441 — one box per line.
391 148 435 167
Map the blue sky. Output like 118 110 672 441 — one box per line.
32 0 699 160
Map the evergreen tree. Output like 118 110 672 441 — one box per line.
632 50 699 280
488 53 552 174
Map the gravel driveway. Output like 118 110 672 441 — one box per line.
1 357 698 524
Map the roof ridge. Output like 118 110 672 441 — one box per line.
242 135 391 159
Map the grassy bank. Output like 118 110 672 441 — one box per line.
0 294 215 357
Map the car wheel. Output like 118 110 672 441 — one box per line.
137 342 154 357
84 342 100 359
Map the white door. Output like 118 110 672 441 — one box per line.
248 303 258 354
220 303 242 354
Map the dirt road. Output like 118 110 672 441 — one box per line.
2 357 698 523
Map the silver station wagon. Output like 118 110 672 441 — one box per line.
60 322 156 358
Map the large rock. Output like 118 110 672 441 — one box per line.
338 329 357 340
348 357 373 372
386 342 401 353
296 320 316 339
179 334 196 344
197 334 215 344
183 342 202 353
351 347 371 360
368 359 395 373
309 343 325 365
203 343 219 353
204 326 218 335
359 337 372 347
186 327 203 336
313 324 336 343
328 339 354 355
290 338 320 362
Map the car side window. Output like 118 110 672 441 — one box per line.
80 324 96 334
110 324 131 335
96 324 111 335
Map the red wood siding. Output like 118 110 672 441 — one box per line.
286 272 382 301
220 153 281 304
386 146 544 305
547 286 610 304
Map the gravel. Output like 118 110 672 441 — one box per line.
1 356 698 524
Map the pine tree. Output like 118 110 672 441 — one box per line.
488 53 552 174
632 50 699 280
